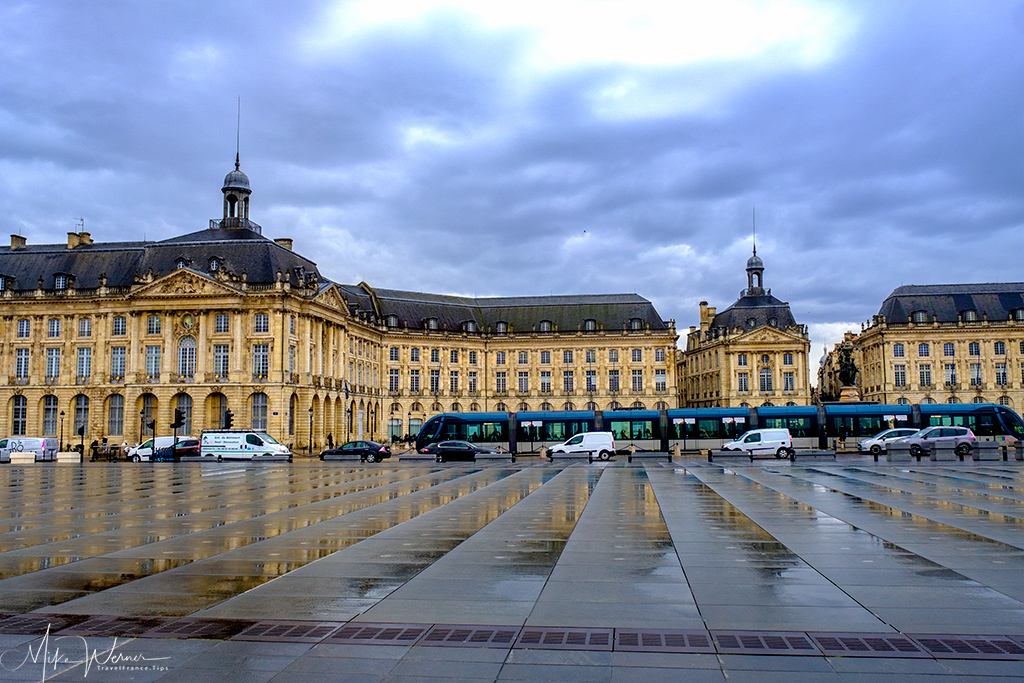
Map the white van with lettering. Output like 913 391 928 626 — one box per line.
722 428 793 458
548 431 616 460
0 437 58 462
200 430 292 461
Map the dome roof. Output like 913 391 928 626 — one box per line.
746 253 763 269
223 167 250 192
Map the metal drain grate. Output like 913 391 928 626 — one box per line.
139 618 254 640
325 623 429 645
59 615 169 638
0 613 88 635
712 631 818 655
515 628 613 651
421 624 519 648
616 630 715 653
910 634 1024 660
809 632 927 658
233 620 343 643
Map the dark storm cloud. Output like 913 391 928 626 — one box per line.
0 0 1021 365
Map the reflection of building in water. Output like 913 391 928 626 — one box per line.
0 161 677 450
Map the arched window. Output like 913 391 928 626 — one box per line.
209 258 219 272
518 402 529 411
539 320 552 333
108 394 124 435
911 310 929 323
289 395 297 435
411 402 423 412
768 317 778 327
896 397 909 405
495 402 507 411
922 397 936 404
175 394 192 434
178 336 197 378
541 402 552 411
632 401 644 409
999 396 1011 406
655 401 667 410
385 315 399 328
451 402 461 412
608 401 620 410
470 403 480 412
495 321 508 335
251 393 268 430
12 395 26 436
1012 309 1024 322
431 402 442 412
55 274 68 290
141 394 155 435
972 396 985 404
962 309 978 322
74 394 89 435
43 395 58 435
586 402 597 411
629 318 643 330
425 318 439 330
564 402 574 411
176 259 187 269
584 319 596 333
947 397 959 404
463 321 476 333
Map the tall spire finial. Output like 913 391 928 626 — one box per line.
752 206 756 256
235 97 241 170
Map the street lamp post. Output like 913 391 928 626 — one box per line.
59 410 65 452
308 407 314 455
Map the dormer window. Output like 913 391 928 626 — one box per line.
495 321 508 335
962 309 978 322
911 310 929 323
54 274 68 290
539 320 552 333
176 259 188 270
629 318 643 330
1013 309 1024 322
746 317 757 328
425 317 439 331
584 319 596 332
385 315 399 328
209 258 220 272
0 276 6 292
768 317 778 327
463 321 476 333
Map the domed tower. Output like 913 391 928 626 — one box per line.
745 247 765 296
221 152 252 228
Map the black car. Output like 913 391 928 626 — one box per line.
320 440 392 463
420 440 502 462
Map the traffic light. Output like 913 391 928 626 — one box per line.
170 408 185 430
76 425 85 437
223 409 234 429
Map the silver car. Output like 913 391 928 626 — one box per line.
857 428 919 455
894 426 976 457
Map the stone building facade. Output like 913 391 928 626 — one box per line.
678 250 811 408
0 162 677 450
837 284 1024 409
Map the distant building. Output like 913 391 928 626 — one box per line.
679 249 811 407
0 160 677 449
846 284 1024 409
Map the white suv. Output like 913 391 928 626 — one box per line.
722 428 793 458
549 432 616 460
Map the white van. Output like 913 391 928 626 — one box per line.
722 428 793 458
200 430 292 461
126 436 198 462
549 431 616 460
0 437 58 462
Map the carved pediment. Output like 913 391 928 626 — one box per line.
738 327 792 343
315 286 346 312
130 269 237 299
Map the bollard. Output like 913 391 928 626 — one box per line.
887 443 912 462
1015 442 1024 461
931 444 956 462
973 441 1001 461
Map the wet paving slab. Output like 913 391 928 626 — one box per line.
4 458 1024 680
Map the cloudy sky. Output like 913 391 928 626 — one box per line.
2 0 1022 374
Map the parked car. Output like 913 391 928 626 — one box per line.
857 428 919 455
421 440 502 462
320 440 392 463
126 436 198 462
893 426 976 457
148 438 200 462
548 432 616 460
722 428 793 458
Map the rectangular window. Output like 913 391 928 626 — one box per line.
609 369 620 392
48 319 61 337
496 371 506 393
468 371 477 393
108 395 123 436
518 371 529 393
215 313 229 333
609 349 619 363
585 349 596 364
632 348 642 363
783 371 795 392
893 344 904 357
541 371 552 392
970 362 982 386
918 343 929 357
450 370 459 393
783 353 793 365
390 347 399 361
563 370 574 392
944 363 956 385
78 318 91 337
288 345 295 375
389 368 400 391
969 342 980 356
469 350 477 365
996 362 1007 385
410 369 420 392
451 350 459 363
252 343 269 378
145 346 160 377
738 353 748 366
46 348 60 379
563 350 573 364
586 369 597 391
995 341 1006 355
738 372 749 393
631 369 643 391
919 363 931 387
430 348 440 363
17 320 29 338
759 369 773 393
111 347 126 379
496 351 506 365
147 315 160 335
43 396 58 435
289 315 296 335
77 347 91 379
112 316 126 336
214 344 229 377
430 368 440 393
943 342 955 357
15 348 29 379
254 313 269 333
518 351 528 364
541 351 551 364
12 398 25 436
655 349 666 363
893 364 906 387
655 368 666 391
410 348 420 362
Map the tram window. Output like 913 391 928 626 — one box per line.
607 419 654 440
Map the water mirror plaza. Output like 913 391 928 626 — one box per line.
3 456 1024 681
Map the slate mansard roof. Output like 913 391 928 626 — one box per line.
709 292 799 331
0 227 321 291
878 283 1024 323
